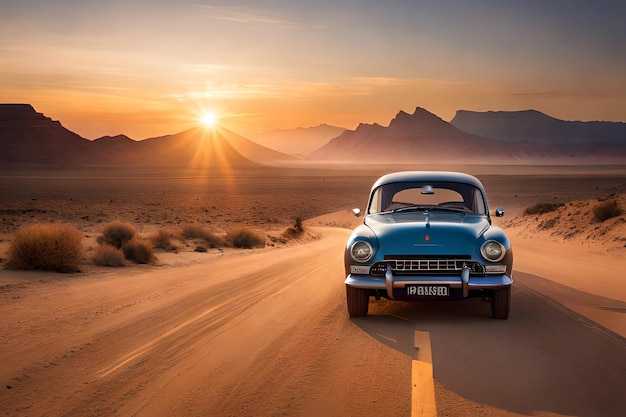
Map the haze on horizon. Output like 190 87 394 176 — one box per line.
1 0 625 140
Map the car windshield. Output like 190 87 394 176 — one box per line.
368 181 487 215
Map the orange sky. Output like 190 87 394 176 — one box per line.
1 1 625 139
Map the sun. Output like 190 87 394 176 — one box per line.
199 111 219 129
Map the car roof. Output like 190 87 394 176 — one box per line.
371 171 485 191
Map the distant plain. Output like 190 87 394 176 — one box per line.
1 164 624 236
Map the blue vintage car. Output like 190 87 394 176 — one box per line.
344 171 513 319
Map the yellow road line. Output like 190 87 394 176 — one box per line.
412 331 437 417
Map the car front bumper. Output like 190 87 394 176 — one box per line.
345 265 513 300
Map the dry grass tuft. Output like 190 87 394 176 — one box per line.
92 245 125 267
7 223 83 272
226 227 266 249
122 237 155 264
149 229 177 251
98 221 136 249
281 217 306 239
592 199 622 223
524 202 564 215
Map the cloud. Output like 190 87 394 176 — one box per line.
195 4 305 29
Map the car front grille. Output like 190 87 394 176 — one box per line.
370 255 485 276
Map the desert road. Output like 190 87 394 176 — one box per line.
1 227 625 417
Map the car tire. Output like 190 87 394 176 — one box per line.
491 286 510 320
346 285 369 317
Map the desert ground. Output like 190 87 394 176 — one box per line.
0 164 625 417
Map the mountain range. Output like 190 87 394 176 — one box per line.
310 107 626 164
1 103 625 169
451 109 626 144
0 104 294 169
309 108 509 163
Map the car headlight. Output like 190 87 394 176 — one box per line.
481 240 506 262
350 241 373 262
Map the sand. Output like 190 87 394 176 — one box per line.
0 166 625 416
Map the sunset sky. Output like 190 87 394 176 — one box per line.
1 0 625 139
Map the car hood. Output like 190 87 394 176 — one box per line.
364 212 490 255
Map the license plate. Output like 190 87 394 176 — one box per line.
406 285 449 297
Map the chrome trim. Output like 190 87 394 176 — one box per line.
345 273 513 291
350 241 373 262
385 264 394 300
481 240 506 262
461 266 469 298
372 258 485 275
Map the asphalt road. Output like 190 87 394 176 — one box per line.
1 227 624 417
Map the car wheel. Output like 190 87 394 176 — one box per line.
346 285 369 317
491 286 510 320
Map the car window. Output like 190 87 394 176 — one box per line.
368 182 486 215
391 188 462 208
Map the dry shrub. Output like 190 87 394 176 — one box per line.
149 229 177 251
182 224 226 248
524 202 564 215
593 200 622 223
92 245 125 267
98 221 136 249
8 223 83 273
282 217 305 239
226 227 266 249
122 237 155 264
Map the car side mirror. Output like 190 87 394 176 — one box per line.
495 207 505 217
352 208 362 217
